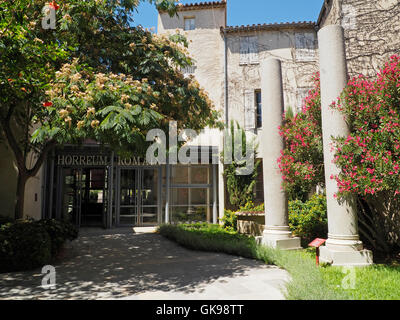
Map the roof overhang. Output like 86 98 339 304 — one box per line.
221 21 316 34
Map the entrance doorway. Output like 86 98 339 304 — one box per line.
61 168 108 227
117 167 160 226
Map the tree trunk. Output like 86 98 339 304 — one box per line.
15 172 28 220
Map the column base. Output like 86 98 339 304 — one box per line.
319 245 373 266
262 227 302 250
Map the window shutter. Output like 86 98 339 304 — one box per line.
248 36 259 64
244 90 255 130
240 37 249 65
184 18 195 31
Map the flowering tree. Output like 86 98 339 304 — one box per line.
0 0 221 219
278 74 324 201
332 55 400 251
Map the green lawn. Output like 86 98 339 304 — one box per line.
319 263 400 300
158 223 400 300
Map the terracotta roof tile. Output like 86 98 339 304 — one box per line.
223 21 316 33
176 0 227 11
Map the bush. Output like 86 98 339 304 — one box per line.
0 216 13 227
0 219 78 273
288 194 328 247
0 220 51 273
158 223 256 258
37 219 78 256
239 201 264 212
332 55 400 252
220 210 237 232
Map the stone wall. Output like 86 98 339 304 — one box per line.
319 0 400 78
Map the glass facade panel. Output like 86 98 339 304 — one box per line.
170 206 207 223
170 188 189 206
168 187 213 223
50 148 217 229
191 166 209 184
170 165 211 185
119 207 138 225
118 168 159 226
171 166 189 184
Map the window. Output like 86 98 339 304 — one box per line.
256 90 262 128
240 36 259 65
295 33 316 61
244 90 262 130
184 17 195 31
163 164 216 224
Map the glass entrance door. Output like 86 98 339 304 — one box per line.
62 168 82 227
61 167 107 227
118 167 159 226
80 168 107 227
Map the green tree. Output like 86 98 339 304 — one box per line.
221 121 260 210
0 0 221 219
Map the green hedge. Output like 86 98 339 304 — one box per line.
220 210 238 232
159 223 256 258
288 194 328 247
0 216 13 227
0 219 78 273
37 219 79 256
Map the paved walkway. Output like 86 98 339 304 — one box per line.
0 228 289 300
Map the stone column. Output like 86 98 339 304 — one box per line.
165 164 170 224
218 132 225 222
261 58 301 250
318 25 372 266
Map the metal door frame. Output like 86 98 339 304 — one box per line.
116 166 161 227
58 167 109 228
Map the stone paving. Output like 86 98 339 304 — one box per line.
0 227 289 300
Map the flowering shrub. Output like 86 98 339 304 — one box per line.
278 56 400 251
332 55 400 198
278 74 324 200
332 55 400 251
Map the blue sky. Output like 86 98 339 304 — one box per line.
132 0 324 30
